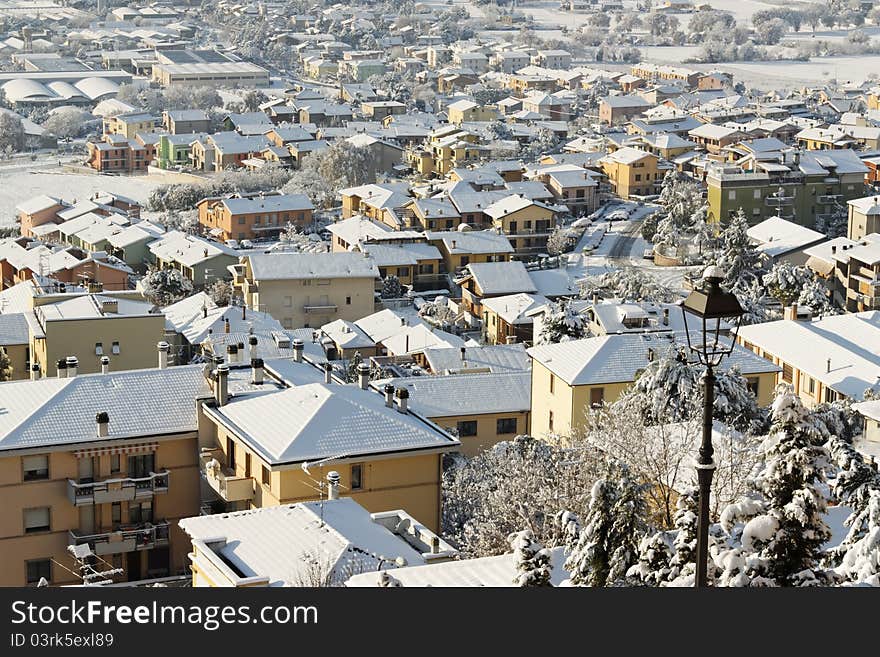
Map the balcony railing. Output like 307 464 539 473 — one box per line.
303 303 338 313
67 471 169 506
69 521 170 556
200 449 253 503
817 195 842 204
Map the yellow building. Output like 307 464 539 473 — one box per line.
380 372 531 457
738 310 880 408
482 293 548 345
232 252 379 329
527 333 781 437
446 99 499 125
197 365 460 532
458 260 537 320
359 242 444 289
425 230 514 275
406 126 483 177
847 196 880 240
483 195 557 255
0 313 30 380
599 146 663 199
28 292 167 378
339 183 413 221
102 112 158 140
0 365 207 586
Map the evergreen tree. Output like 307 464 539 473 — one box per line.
713 209 769 293
834 490 880 586
630 531 672 586
0 348 11 381
668 487 700 583
537 300 591 344
509 529 553 587
762 262 813 307
346 351 364 383
380 275 403 299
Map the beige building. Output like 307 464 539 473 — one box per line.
599 147 664 199
0 365 207 586
847 196 880 241
28 292 166 378
527 333 781 437
232 252 379 329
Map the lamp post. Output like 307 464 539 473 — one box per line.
680 265 744 588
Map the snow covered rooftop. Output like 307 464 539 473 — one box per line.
203 382 459 466
747 216 827 259
163 292 283 345
374 371 531 417
354 308 426 344
0 365 210 453
527 332 779 386
465 261 537 296
482 293 549 324
422 344 530 375
382 324 465 356
320 319 375 350
738 311 880 400
247 252 379 281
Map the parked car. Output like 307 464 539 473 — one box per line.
643 249 655 260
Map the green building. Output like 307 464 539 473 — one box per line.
157 133 205 170
706 149 868 228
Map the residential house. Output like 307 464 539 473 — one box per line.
599 147 663 199
197 193 314 242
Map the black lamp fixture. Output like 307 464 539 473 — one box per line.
680 265 745 588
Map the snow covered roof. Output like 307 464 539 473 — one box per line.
37 294 156 321
0 312 29 345
359 243 441 267
148 231 238 267
219 194 314 215
853 399 880 422
527 332 779 386
738 311 880 400
425 230 513 255
422 343 530 374
346 545 569 587
248 252 379 281
320 319 375 349
203 382 459 466
465 261 537 296
747 216 827 259
374 371 531 417
15 195 63 216
164 292 283 345
482 293 549 324
382 324 465 356
0 365 210 453
179 498 437 587
354 308 425 344
528 269 579 298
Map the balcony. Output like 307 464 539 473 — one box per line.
200 449 253 503
303 303 338 314
67 471 169 506
69 521 170 556
817 195 842 204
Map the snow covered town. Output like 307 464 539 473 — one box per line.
0 0 879 593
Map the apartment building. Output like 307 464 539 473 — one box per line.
847 196 880 240
147 231 239 288
0 365 207 586
197 193 314 242
599 147 664 199
233 252 379 329
527 333 780 437
483 194 557 255
458 260 537 319
424 230 514 274
161 109 211 135
738 310 880 407
86 133 154 174
102 111 158 139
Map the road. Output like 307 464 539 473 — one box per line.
607 219 643 259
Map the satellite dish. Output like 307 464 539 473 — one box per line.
395 517 412 534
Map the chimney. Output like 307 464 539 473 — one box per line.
395 387 409 413
647 347 654 362
430 536 440 554
357 362 370 390
242 305 247 320
323 361 333 384
784 304 799 321
592 292 599 304
327 470 340 500
452 239 457 249
100 356 110 374
202 304 208 319
216 363 229 406
248 335 258 362
831 245 837 254
251 357 264 385
66 356 78 378
292 338 304 362
30 363 40 381
96 411 109 438
460 345 466 362
662 308 669 326
157 341 170 369
227 344 239 364
384 383 395 408
56 358 67 378
224 317 231 334
827 358 831 373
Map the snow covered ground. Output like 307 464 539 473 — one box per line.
0 170 166 227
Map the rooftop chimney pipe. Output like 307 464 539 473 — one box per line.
395 387 409 413
56 358 67 378
293 339 304 363
251 357 264 385
157 341 170 369
248 335 258 362
216 363 229 406
227 344 239 364
384 383 395 408
100 356 110 374
30 363 40 381
327 470 340 500
96 411 109 438
65 356 78 378
323 362 333 384
357 362 370 390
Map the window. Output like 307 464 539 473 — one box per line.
95 342 103 356
753 189 761 199
746 377 759 397
283 295 293 307
111 502 121 525
316 279 330 285
497 418 517 434
26 559 51 586
128 453 155 479
457 420 478 437
548 410 554 432
549 373 555 394
634 174 641 181
110 454 120 473
261 465 270 487
226 438 236 471
807 377 815 394
728 190 736 201
346 296 351 305
397 267 410 277
781 362 793 383
350 464 363 491
129 501 153 524
22 455 48 481
238 217 246 224
111 341 120 355
302 279 312 286
24 507 50 534
590 387 605 407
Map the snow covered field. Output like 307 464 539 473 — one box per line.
0 170 166 227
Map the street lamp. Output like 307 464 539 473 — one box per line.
680 265 744 588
